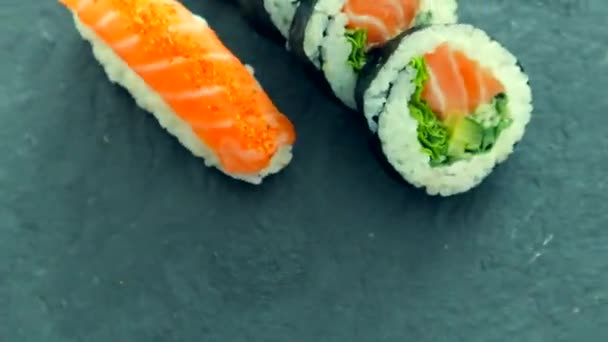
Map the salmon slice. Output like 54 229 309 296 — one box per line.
420 43 505 119
343 0 419 46
59 0 296 176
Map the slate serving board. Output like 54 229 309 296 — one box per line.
1 1 607 341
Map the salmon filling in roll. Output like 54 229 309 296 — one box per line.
289 0 458 109
406 43 512 166
355 24 533 196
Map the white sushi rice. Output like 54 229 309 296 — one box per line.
299 0 458 109
361 24 533 196
71 13 293 185
263 0 300 38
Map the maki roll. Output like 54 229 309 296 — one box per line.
289 0 458 109
355 24 533 196
236 0 302 40
58 0 296 185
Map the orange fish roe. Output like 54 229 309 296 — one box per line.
63 0 295 170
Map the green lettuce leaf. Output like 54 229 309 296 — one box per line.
407 58 513 166
413 11 433 26
472 94 512 153
345 29 368 73
407 57 450 166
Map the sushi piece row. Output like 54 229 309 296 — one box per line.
57 0 296 185
238 0 533 196
238 0 458 109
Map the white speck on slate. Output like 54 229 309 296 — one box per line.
24 132 38 145
41 30 53 42
529 251 543 264
542 234 554 246
33 268 47 277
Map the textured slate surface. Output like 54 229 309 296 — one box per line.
1 1 607 341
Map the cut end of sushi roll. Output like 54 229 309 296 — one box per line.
61 0 296 185
289 0 458 109
236 0 299 43
263 0 302 39
356 24 533 196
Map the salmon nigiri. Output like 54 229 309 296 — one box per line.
58 0 296 184
289 0 458 110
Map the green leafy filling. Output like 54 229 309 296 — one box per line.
344 11 433 72
470 94 512 153
413 11 433 26
407 57 450 166
406 57 512 166
345 28 368 73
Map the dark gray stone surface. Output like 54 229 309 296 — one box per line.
1 1 607 341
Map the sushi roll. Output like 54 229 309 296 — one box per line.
58 0 296 185
236 0 301 40
355 24 533 196
289 0 458 109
